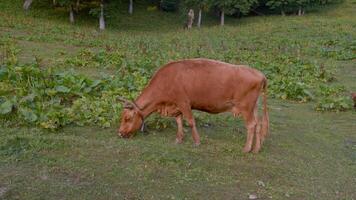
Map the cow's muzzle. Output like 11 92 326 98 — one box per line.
118 131 131 138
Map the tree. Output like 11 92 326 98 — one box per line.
128 0 133 14
58 0 77 23
99 0 105 30
55 0 106 29
207 0 257 26
182 0 207 28
296 0 315 15
23 0 33 11
75 0 80 12
266 0 318 16
265 0 291 15
197 7 202 27
70 4 75 23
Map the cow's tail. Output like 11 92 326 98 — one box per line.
260 77 269 143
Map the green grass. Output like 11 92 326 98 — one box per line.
0 0 356 199
1 100 355 199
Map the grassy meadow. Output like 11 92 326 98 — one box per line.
0 0 355 199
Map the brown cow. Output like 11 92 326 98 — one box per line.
118 58 269 153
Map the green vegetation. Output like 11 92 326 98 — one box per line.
0 0 355 199
0 0 354 130
0 40 352 129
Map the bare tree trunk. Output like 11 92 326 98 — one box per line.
23 0 33 11
197 8 202 28
187 9 194 29
69 4 75 23
53 0 57 6
281 9 285 16
75 0 80 13
128 0 133 14
298 6 302 16
99 0 105 30
220 10 225 26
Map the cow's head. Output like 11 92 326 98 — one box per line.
117 97 144 138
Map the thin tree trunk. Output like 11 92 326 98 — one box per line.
187 9 194 29
220 10 224 26
53 0 57 6
23 0 33 11
99 0 105 30
128 0 133 14
298 6 302 16
75 0 80 13
69 4 75 23
281 9 285 16
197 8 202 28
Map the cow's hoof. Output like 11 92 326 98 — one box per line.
243 146 252 153
193 142 201 147
252 148 260 154
175 138 183 144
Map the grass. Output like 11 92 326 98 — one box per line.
0 0 356 199
1 100 355 199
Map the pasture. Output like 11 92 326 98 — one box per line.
0 0 355 199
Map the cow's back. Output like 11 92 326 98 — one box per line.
145 58 264 113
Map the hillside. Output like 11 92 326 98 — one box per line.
0 0 355 199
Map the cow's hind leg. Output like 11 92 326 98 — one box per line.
179 106 200 146
252 104 261 153
241 105 259 153
175 114 184 144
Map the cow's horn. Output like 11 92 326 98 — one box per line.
117 96 136 109
117 96 129 103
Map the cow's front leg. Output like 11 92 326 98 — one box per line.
175 114 184 144
178 103 200 146
183 111 200 146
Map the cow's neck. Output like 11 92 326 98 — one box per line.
134 89 156 119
